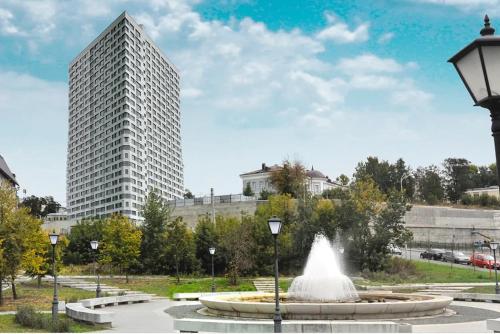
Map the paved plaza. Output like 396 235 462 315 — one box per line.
88 297 500 333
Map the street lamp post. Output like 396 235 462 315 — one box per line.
449 15 500 199
90 240 101 298
49 233 59 325
491 242 500 294
209 247 216 293
268 216 282 333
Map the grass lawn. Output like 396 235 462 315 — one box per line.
467 286 498 293
0 280 95 312
359 261 498 285
100 276 294 298
0 314 105 333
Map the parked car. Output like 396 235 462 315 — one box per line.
420 248 445 261
388 244 402 255
442 251 470 264
470 253 500 269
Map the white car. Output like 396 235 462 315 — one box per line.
388 244 402 255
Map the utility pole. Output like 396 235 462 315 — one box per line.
211 188 215 225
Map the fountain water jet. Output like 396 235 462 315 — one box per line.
288 234 359 302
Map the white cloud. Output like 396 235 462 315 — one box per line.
378 32 394 44
337 54 405 74
391 89 433 108
0 8 22 35
316 12 369 43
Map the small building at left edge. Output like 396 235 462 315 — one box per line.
0 154 18 188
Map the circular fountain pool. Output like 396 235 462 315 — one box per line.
199 292 453 320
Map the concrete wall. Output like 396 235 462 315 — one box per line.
404 205 500 244
171 201 264 228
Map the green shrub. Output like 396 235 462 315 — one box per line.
460 194 473 205
15 305 71 332
15 305 45 329
384 257 417 277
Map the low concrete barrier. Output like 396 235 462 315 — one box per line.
65 294 151 325
80 294 152 309
173 291 264 301
65 303 113 325
487 318 500 332
174 318 412 333
444 292 500 303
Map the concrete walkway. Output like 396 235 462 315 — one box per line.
99 299 198 333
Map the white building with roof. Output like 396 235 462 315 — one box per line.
0 155 18 188
465 186 499 199
240 163 340 197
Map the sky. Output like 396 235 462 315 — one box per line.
1 0 500 205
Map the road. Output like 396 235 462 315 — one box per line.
400 248 495 273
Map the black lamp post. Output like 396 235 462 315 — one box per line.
268 216 282 333
209 247 216 293
49 232 59 325
90 240 101 298
449 15 500 197
491 241 500 294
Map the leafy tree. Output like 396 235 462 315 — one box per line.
194 215 219 274
270 160 307 198
472 164 497 188
140 191 170 274
243 183 254 197
336 174 350 186
259 189 273 200
322 187 350 200
414 166 445 205
63 219 104 265
165 217 198 283
21 196 61 218
100 214 142 283
183 190 194 199
442 158 474 202
0 181 46 304
216 216 255 284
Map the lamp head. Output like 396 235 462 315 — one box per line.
491 241 499 250
267 216 282 236
209 247 216 255
49 232 59 246
90 240 99 250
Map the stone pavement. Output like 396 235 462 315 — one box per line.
84 298 500 333
97 299 199 333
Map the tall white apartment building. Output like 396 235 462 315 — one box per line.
67 12 184 221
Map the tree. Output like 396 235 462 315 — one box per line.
140 191 170 274
336 174 350 186
0 181 46 304
414 166 445 205
183 190 194 199
243 183 254 197
21 196 61 218
270 160 307 198
100 214 142 283
442 158 474 202
259 189 273 200
216 216 255 284
165 217 198 283
194 215 218 274
63 219 104 265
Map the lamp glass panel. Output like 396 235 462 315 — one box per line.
49 234 59 245
482 45 500 96
455 47 488 101
209 247 215 255
90 240 99 250
268 219 282 235
491 242 499 250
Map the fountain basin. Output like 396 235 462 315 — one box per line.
200 292 453 320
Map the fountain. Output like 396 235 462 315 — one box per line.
288 235 359 302
199 234 452 320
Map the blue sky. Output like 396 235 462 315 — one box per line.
0 0 498 204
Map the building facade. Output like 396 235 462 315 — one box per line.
67 12 184 221
240 163 339 197
0 154 18 188
465 186 500 199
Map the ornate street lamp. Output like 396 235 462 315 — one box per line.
491 241 500 294
90 240 102 298
209 247 216 293
449 15 500 195
49 232 59 325
268 216 282 333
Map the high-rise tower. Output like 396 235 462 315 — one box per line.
66 12 183 221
